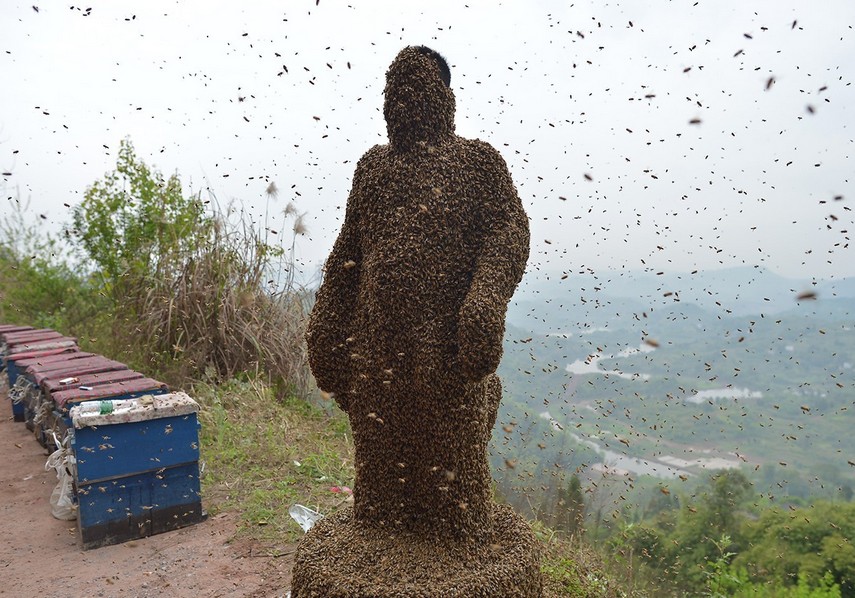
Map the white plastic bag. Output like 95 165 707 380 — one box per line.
49 470 76 521
289 504 322 532
45 436 77 521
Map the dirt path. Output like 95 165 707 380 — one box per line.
0 410 295 597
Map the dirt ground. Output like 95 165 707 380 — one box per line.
0 408 296 597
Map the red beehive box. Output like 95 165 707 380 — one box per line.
2 329 62 345
7 338 78 356
42 369 145 398
4 347 81 421
19 354 124 435
0 325 34 335
53 378 169 410
12 351 94 371
28 357 128 386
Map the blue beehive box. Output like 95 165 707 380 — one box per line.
70 392 205 549
47 375 168 450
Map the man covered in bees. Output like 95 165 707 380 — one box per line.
293 46 541 597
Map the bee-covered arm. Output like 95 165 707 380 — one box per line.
457 143 530 383
305 162 366 412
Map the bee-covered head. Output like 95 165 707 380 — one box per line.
383 45 456 151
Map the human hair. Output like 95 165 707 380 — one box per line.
414 45 451 88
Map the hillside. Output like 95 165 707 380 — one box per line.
494 265 855 510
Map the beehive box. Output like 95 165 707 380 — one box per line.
21 353 119 434
42 369 146 397
5 343 83 389
1 327 57 341
1 329 64 354
5 347 82 385
2 330 74 384
5 346 83 422
0 324 35 339
70 392 204 549
47 375 167 449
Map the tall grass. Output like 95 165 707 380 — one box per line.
115 197 314 394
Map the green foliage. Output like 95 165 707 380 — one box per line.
67 138 312 388
730 572 841 598
613 524 666 566
734 501 855 596
538 472 586 538
535 521 630 598
597 471 855 597
0 197 107 333
666 469 754 586
543 557 611 598
72 138 206 286
701 535 741 598
559 474 586 536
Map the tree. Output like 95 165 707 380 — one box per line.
734 501 855 595
0 197 98 328
703 469 753 534
666 470 754 591
644 484 680 520
554 473 585 537
69 138 311 387
71 138 206 287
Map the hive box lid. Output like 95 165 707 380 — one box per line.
30 357 127 386
3 347 79 364
6 338 78 355
54 378 169 408
24 355 120 376
10 351 93 368
2 329 61 344
0 325 34 334
42 369 144 395
71 391 199 428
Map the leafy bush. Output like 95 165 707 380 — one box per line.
72 138 206 287
535 520 631 598
52 137 313 392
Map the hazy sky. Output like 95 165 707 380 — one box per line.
2 1 853 281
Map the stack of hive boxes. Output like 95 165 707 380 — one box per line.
1 324 205 548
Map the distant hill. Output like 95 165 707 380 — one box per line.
498 264 855 504
509 266 854 333
817 276 855 299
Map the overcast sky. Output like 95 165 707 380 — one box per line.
2 0 853 282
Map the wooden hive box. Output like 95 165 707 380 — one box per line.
70 392 205 549
4 345 82 422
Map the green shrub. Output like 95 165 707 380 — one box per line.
68 138 312 390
